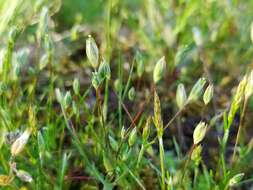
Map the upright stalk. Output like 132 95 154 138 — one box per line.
158 137 165 190
232 97 248 162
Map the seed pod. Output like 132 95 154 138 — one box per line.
86 35 99 68
64 91 72 108
176 83 187 109
73 78 80 95
188 77 206 102
39 53 49 70
203 84 214 105
55 88 62 103
16 170 33 183
193 122 208 145
91 72 101 90
228 173 244 187
128 128 137 147
98 58 111 80
153 56 166 84
128 87 135 101
11 129 31 156
120 126 126 140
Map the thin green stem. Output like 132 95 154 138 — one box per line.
232 97 248 162
159 137 165 190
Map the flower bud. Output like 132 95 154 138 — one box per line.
55 88 62 103
73 78 80 95
128 87 135 101
176 83 187 109
193 122 208 144
228 173 244 187
153 56 166 84
203 84 214 105
11 129 31 156
16 170 33 183
63 91 72 108
98 58 111 80
188 77 206 102
128 128 137 146
86 35 99 68
91 72 101 90
121 126 126 140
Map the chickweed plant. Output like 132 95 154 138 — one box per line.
1 0 253 190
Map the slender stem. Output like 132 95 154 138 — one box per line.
159 137 165 190
232 97 248 162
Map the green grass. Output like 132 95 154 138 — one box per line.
0 0 253 189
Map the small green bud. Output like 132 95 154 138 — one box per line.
228 173 244 187
91 72 101 90
39 53 49 70
193 121 208 144
153 56 166 84
55 88 62 103
16 170 33 183
188 77 207 102
72 101 78 115
176 83 187 109
121 126 126 140
203 84 214 105
234 76 247 106
73 78 80 95
114 79 120 92
128 128 137 147
128 87 135 101
98 58 111 80
142 116 151 142
64 91 72 108
86 35 99 68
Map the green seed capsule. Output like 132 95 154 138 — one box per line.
193 121 208 145
73 78 80 95
128 128 137 146
188 77 206 102
128 87 135 101
86 35 99 69
203 84 214 105
176 83 187 109
153 56 166 84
